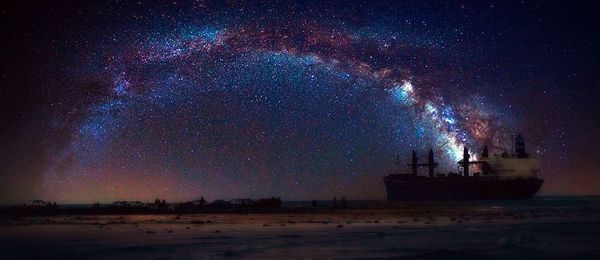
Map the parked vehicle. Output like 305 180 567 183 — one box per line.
254 197 282 208
25 200 46 207
110 201 149 209
230 199 254 207
209 199 233 208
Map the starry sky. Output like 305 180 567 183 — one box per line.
1 0 599 203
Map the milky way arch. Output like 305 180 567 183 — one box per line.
43 22 508 202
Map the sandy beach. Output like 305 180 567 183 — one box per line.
2 198 600 258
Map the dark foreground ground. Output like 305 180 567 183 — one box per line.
1 197 600 259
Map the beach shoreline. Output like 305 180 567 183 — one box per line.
2 198 600 258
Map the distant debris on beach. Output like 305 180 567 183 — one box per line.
2 197 286 216
2 196 364 216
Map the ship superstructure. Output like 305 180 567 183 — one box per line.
383 134 543 201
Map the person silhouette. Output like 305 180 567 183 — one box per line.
333 196 338 208
341 196 347 208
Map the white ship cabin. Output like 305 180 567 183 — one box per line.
478 134 541 179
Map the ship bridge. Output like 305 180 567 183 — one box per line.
464 134 541 179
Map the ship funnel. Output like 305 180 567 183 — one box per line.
515 134 529 158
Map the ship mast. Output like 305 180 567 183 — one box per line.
427 149 435 178
407 149 439 177
411 150 418 176
462 147 470 177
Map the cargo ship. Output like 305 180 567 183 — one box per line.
383 134 543 201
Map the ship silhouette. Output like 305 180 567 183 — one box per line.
384 134 543 201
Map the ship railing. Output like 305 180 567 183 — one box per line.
480 169 540 180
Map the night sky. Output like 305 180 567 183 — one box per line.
1 0 599 203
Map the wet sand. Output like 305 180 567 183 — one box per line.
1 200 600 258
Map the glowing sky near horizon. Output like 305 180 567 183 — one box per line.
3 0 598 203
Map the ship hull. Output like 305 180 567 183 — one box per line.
384 176 543 201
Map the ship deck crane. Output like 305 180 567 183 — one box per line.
406 149 439 177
